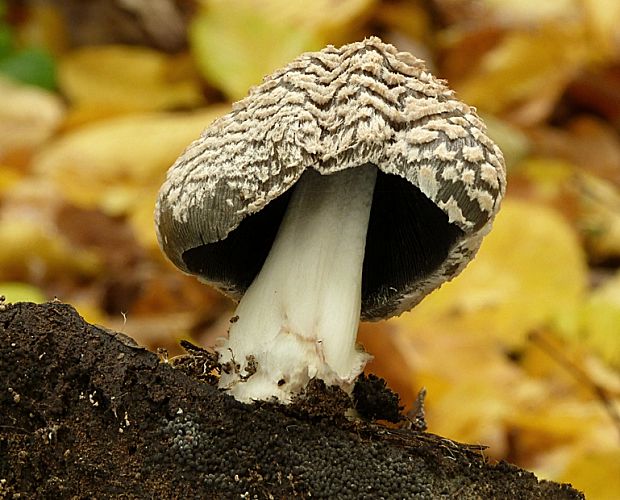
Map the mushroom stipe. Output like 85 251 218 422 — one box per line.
155 37 506 403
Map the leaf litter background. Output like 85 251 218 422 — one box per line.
1 0 620 497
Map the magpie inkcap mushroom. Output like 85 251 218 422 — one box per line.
155 37 506 402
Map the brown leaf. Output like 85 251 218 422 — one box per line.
528 117 620 187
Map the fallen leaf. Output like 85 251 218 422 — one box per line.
581 0 620 57
388 198 618 483
577 173 620 263
58 45 204 121
32 106 227 247
0 281 47 303
189 0 374 100
528 117 620 187
15 2 68 56
393 198 588 347
455 25 593 124
558 449 620 500
565 67 620 124
578 270 620 367
0 217 100 283
372 2 431 44
388 323 524 457
0 165 23 192
510 157 582 223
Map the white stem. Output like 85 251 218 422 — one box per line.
216 165 377 402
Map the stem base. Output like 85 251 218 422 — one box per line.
217 165 377 403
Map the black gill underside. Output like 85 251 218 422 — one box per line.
182 169 464 315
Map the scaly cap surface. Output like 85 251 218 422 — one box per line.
155 37 506 320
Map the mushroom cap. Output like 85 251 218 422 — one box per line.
155 37 506 321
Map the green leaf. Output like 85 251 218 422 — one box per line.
0 24 14 59
0 47 56 90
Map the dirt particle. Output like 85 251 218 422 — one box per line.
353 373 404 423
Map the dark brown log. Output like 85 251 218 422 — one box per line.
0 302 583 499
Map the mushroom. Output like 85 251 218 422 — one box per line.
155 37 506 403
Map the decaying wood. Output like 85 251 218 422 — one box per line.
0 301 583 499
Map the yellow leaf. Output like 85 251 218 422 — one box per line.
0 219 100 281
70 300 107 328
372 2 430 42
0 282 47 303
190 0 374 100
516 157 577 206
391 328 524 456
0 165 23 193
129 190 163 249
33 107 225 209
558 449 620 500
581 0 620 56
508 399 612 446
388 198 617 477
455 25 592 122
518 157 574 191
32 106 227 248
579 270 620 367
58 46 204 119
394 198 587 347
